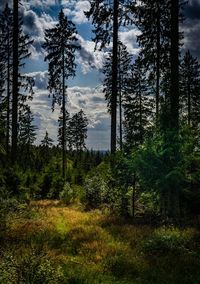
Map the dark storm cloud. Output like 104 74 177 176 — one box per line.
184 0 200 20
182 1 200 59
23 9 38 34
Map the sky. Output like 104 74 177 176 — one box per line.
1 0 200 150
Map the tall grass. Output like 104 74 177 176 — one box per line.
0 200 200 284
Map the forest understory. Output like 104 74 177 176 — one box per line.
1 199 200 284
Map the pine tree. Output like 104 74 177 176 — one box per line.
0 4 13 153
103 42 132 150
85 0 124 153
132 0 185 124
0 3 34 157
123 58 154 150
180 51 200 127
41 131 54 148
18 105 37 166
69 110 88 152
170 0 179 130
11 0 19 161
43 9 79 178
132 0 171 121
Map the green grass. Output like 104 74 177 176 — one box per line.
0 200 200 284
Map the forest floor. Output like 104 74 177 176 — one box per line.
1 200 200 284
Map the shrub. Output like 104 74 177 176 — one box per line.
84 175 110 209
59 183 74 205
142 227 191 256
0 250 65 284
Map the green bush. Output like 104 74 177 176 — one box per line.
0 250 65 284
84 175 110 209
59 182 74 205
0 198 28 234
142 227 191 255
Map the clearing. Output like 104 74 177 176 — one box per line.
0 200 200 284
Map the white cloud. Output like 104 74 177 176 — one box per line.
119 28 140 55
64 0 90 24
76 35 108 74
28 82 110 149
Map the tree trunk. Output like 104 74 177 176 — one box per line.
170 0 179 129
111 0 119 154
62 48 66 179
187 82 191 126
11 0 19 162
119 55 122 151
6 32 10 155
132 175 136 217
139 75 143 144
169 0 180 220
156 2 160 123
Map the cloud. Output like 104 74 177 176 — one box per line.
119 28 140 55
64 0 90 25
182 19 200 58
76 35 108 73
28 82 110 149
27 71 48 89
184 0 200 20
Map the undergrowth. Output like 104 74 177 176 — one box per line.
0 200 200 284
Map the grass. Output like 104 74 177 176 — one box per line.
1 200 200 283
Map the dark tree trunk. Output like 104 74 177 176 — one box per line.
156 2 160 123
11 0 19 162
6 32 10 155
62 48 66 179
111 0 119 154
166 0 180 219
139 77 142 144
170 0 179 129
119 88 122 151
132 175 136 217
187 82 191 126
119 61 122 151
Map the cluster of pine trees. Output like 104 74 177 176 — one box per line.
86 0 200 219
0 3 88 179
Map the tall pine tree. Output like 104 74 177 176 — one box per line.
43 9 79 178
103 42 132 150
123 57 154 150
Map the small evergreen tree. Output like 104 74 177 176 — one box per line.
180 51 200 127
41 131 54 148
18 105 37 167
18 106 37 146
69 110 88 152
